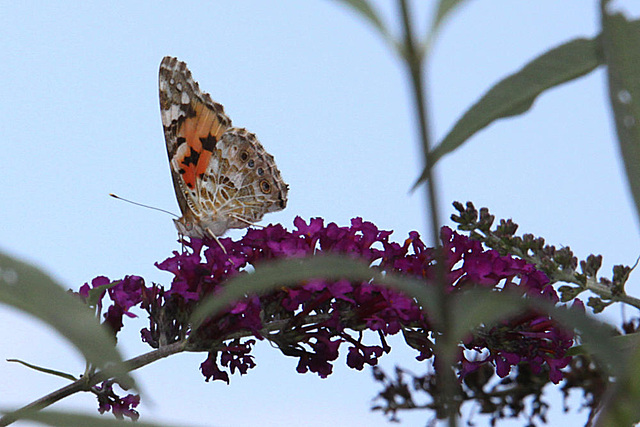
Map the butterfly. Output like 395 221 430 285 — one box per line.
159 56 288 242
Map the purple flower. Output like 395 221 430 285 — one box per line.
220 339 257 375
103 276 144 334
82 217 577 401
201 352 230 384
347 345 384 370
295 330 342 378
93 380 139 421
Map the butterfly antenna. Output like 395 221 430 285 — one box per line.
109 193 180 218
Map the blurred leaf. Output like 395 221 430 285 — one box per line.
414 37 603 188
594 335 640 426
449 289 524 342
6 359 77 381
529 297 621 376
7 409 188 427
190 255 441 330
447 288 621 376
567 330 640 357
87 280 119 309
427 0 471 48
191 255 372 328
439 289 527 366
331 0 397 49
0 252 130 382
433 0 468 30
601 6 640 226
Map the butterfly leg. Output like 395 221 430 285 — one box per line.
230 213 262 228
206 228 228 254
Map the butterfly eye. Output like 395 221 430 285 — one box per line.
240 151 249 162
257 167 264 176
260 180 271 194
248 159 255 168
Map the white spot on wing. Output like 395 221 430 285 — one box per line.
181 91 190 104
0 266 18 285
618 90 632 105
624 115 636 128
161 104 184 124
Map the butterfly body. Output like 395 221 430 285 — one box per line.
159 56 288 239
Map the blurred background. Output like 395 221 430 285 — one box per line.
1 1 640 426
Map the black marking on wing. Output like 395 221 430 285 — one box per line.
200 134 218 152
181 148 201 178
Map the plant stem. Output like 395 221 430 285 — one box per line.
398 1 456 426
0 340 187 426
398 0 440 244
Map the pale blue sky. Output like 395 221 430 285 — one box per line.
2 1 640 426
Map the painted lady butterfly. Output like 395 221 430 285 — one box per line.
159 56 288 241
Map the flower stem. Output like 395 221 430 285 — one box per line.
0 340 187 426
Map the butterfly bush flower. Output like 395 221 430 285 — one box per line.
79 217 577 418
93 380 140 421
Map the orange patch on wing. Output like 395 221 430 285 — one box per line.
176 101 229 189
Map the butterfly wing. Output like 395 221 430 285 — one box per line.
159 56 232 232
211 128 289 230
159 56 288 239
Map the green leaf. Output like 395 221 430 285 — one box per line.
0 251 130 382
435 289 527 366
567 330 640 357
427 0 471 46
449 289 525 343
601 6 640 226
448 289 621 376
331 0 397 50
6 359 77 381
5 410 187 427
594 336 640 426
190 253 621 379
190 255 442 330
86 280 119 309
414 36 604 188
529 297 621 376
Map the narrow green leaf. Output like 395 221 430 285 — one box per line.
449 289 525 343
190 255 442 330
414 37 603 188
0 252 130 382
601 6 640 226
5 409 188 427
191 254 622 386
87 280 119 309
331 0 396 49
567 329 639 357
191 255 371 328
6 359 77 381
529 297 621 376
594 337 640 426
448 289 621 376
428 0 470 42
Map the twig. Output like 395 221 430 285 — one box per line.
0 341 187 426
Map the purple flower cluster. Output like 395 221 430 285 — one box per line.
79 217 577 418
93 380 139 421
